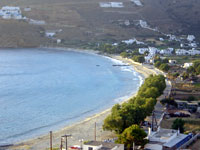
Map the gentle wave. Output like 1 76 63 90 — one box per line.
0 48 143 145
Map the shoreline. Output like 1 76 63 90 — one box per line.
6 47 159 150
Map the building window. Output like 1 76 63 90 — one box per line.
88 147 93 150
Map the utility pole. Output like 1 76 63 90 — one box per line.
62 134 72 150
94 122 96 141
50 131 53 150
133 142 135 150
60 137 63 150
79 139 84 150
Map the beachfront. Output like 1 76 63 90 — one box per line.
6 49 159 150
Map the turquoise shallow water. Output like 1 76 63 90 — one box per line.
0 48 142 145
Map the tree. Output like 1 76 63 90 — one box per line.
132 56 145 63
103 75 166 134
154 61 161 68
140 87 160 99
172 118 185 133
162 58 169 63
187 66 195 73
103 104 124 134
159 64 170 72
103 103 147 134
120 52 128 58
187 96 195 102
182 72 189 80
196 65 200 75
116 125 148 149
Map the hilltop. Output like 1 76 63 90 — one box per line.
0 0 199 47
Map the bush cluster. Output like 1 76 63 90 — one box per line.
103 75 166 134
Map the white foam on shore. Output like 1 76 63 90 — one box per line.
104 55 124 65
104 55 144 95
99 2 124 8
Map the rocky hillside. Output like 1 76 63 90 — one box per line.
0 0 199 47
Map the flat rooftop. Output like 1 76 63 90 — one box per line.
84 141 123 149
163 134 188 148
152 128 177 139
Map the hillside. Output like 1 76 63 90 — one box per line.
0 0 199 47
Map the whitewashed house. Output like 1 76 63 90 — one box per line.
112 43 118 46
57 39 61 44
187 35 195 42
139 20 148 28
188 49 200 55
159 38 164 41
145 55 154 63
169 60 177 65
189 42 197 48
28 19 46 25
0 6 22 19
99 2 124 8
139 48 149 54
122 38 144 45
149 47 159 55
124 20 130 26
160 48 173 55
131 0 143 6
45 31 56 37
175 49 188 55
183 63 193 69
167 34 176 41
122 39 135 45
83 141 124 150
180 43 184 48
145 127 193 150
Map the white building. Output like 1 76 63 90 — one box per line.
45 31 56 37
183 63 193 69
139 20 148 28
175 49 188 55
145 127 193 150
169 60 177 65
189 42 197 48
139 48 149 54
159 38 164 41
122 39 135 45
160 48 173 55
0 6 22 19
149 47 159 55
122 38 144 45
83 141 124 150
124 20 130 26
187 35 195 42
145 55 154 63
131 0 143 6
57 39 61 44
99 2 124 8
28 19 46 25
167 34 179 41
188 49 200 55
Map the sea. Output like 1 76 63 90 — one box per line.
0 48 142 145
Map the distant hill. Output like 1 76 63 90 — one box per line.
0 0 199 47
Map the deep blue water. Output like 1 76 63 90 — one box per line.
0 48 142 145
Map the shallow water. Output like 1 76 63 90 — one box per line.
0 48 142 145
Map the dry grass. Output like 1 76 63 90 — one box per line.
188 139 200 150
0 0 200 47
161 117 200 133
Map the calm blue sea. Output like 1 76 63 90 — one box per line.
0 48 142 145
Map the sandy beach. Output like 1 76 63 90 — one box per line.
5 48 160 150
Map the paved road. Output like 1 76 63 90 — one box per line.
145 65 172 127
